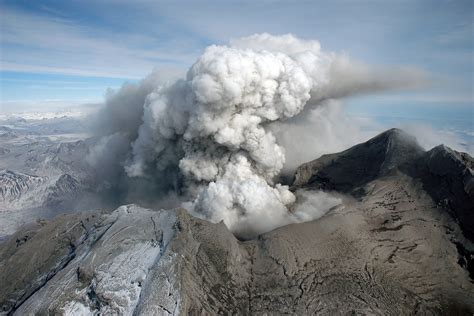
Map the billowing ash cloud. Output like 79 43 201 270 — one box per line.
89 33 427 238
231 33 427 103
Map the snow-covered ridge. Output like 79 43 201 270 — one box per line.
0 169 80 213
0 110 86 121
1 205 181 315
0 169 47 203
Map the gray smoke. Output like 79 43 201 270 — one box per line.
86 72 183 207
88 33 427 238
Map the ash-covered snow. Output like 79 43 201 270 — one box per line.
6 205 181 315
61 301 92 316
77 205 177 315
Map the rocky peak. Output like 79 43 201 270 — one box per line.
292 128 424 191
414 144 474 240
54 174 80 194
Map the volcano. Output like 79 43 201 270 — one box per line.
1 128 473 315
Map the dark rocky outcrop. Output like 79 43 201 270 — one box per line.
413 145 474 240
292 128 425 192
45 174 82 207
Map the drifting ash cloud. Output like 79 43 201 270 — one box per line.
89 33 427 239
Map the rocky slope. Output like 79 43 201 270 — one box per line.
1 129 473 315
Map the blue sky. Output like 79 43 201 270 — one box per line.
0 0 472 127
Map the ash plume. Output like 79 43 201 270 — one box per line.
89 33 427 238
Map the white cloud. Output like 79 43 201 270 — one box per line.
0 6 194 79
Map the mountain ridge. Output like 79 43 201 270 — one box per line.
293 128 474 241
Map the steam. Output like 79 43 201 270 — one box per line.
89 34 426 238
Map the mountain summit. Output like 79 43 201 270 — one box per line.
292 128 425 190
293 128 474 241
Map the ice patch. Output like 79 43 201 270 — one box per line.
62 301 92 316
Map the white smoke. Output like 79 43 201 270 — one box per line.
292 190 342 223
90 33 426 238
